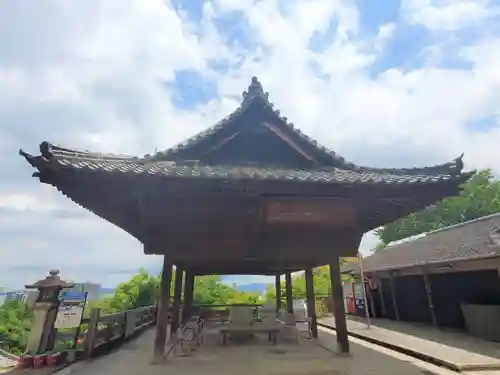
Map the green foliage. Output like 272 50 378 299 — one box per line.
376 170 500 245
193 275 260 305
263 263 353 302
91 269 260 316
89 268 160 315
0 300 33 355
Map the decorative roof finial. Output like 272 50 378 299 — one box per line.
241 76 269 106
49 269 60 277
450 153 465 175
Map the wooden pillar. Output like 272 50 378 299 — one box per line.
275 274 282 312
330 256 349 354
153 257 173 363
305 267 318 338
378 277 387 317
389 273 400 321
367 285 376 318
182 271 195 323
422 268 438 327
171 266 184 334
285 271 293 314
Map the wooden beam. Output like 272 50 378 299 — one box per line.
265 198 357 226
153 257 173 364
183 259 329 275
330 256 349 354
182 271 195 323
421 267 438 327
171 266 184 334
285 272 293 313
305 267 318 339
200 131 241 156
275 274 282 312
262 122 319 164
137 190 149 246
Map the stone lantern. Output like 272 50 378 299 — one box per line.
24 270 74 355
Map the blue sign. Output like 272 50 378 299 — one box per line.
62 291 86 302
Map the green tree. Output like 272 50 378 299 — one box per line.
193 275 248 305
263 263 353 302
0 300 33 355
92 270 259 316
91 269 160 314
376 170 500 245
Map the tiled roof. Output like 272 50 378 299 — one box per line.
344 213 500 274
19 144 474 186
19 77 473 185
149 77 466 177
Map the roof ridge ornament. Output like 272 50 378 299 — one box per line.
241 76 269 107
451 153 465 175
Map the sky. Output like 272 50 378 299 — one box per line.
0 0 500 289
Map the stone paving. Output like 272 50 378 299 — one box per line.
319 315 500 372
62 323 458 375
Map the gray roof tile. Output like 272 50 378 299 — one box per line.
151 77 466 176
26 151 473 185
344 213 500 274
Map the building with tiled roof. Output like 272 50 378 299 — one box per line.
19 77 473 274
19 77 475 357
345 213 500 275
345 213 500 330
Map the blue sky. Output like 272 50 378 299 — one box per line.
0 0 499 289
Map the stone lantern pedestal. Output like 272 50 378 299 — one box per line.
24 270 74 355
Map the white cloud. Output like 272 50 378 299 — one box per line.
359 232 381 256
401 0 498 31
0 0 499 289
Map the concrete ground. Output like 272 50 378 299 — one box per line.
62 323 461 375
319 315 500 372
0 356 16 373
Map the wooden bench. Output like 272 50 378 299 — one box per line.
220 324 283 345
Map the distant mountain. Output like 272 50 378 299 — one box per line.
234 282 268 294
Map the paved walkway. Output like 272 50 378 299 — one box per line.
0 355 16 373
319 315 500 372
60 324 459 375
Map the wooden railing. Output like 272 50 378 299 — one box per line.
81 305 157 358
73 299 330 360
193 303 262 322
192 299 330 322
